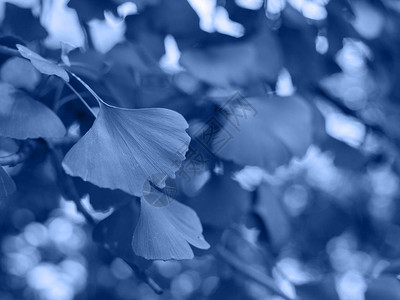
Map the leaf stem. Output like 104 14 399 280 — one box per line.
68 71 104 105
64 81 97 117
68 71 128 110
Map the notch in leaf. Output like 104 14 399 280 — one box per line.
0 167 16 199
16 44 69 82
0 82 66 139
62 103 191 197
133 198 210 260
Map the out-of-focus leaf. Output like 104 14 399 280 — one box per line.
40 0 85 48
149 0 202 44
63 103 190 197
279 25 340 85
67 0 117 22
351 2 384 40
321 136 367 171
365 277 400 300
133 198 209 260
93 202 150 268
296 277 340 300
214 95 312 171
0 167 16 198
187 170 251 228
255 184 291 249
17 44 69 82
100 42 173 109
0 137 19 156
180 28 282 87
0 57 41 91
381 260 400 276
0 82 66 139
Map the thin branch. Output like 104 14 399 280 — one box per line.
217 246 298 300
69 71 104 105
47 142 163 294
0 140 36 167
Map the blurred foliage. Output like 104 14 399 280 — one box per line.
1 0 400 300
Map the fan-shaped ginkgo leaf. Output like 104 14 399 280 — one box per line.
0 167 16 198
62 103 191 197
133 198 209 260
16 44 69 82
0 82 67 139
213 95 312 171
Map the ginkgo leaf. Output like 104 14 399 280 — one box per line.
0 167 16 198
62 103 191 197
16 44 69 82
187 166 251 228
133 198 209 260
0 82 66 139
213 95 312 171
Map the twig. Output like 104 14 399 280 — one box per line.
217 246 298 300
47 142 163 294
0 140 36 167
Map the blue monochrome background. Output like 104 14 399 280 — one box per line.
0 0 399 300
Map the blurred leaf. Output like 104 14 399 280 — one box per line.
67 0 116 22
17 44 69 82
100 42 173 109
255 184 291 249
0 82 66 139
382 260 400 276
214 95 312 171
279 25 340 85
321 136 367 171
0 137 19 156
0 167 16 199
63 102 190 197
365 277 400 300
0 57 41 91
149 0 202 44
180 28 282 87
187 170 251 228
133 198 209 260
296 277 340 300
